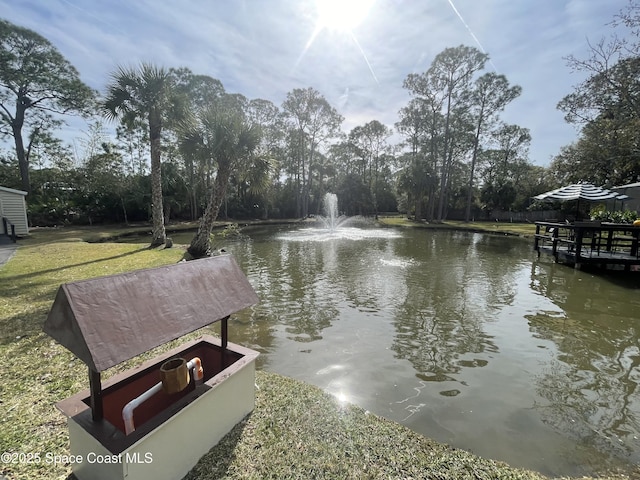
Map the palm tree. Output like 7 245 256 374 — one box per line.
103 63 175 247
181 102 263 258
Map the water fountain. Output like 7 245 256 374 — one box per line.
318 193 348 231
279 193 399 242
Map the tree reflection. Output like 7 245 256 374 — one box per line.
389 232 524 387
247 238 341 343
528 262 640 466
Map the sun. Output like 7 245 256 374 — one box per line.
295 0 379 83
316 0 375 31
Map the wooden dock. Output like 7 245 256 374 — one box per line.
534 221 640 270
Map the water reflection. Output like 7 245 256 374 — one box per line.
235 236 339 344
528 262 640 469
214 226 639 477
390 233 521 382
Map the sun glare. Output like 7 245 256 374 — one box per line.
295 0 378 83
316 0 374 31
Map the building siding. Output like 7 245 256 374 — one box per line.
0 187 29 236
612 184 640 213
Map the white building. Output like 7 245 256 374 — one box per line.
0 186 28 237
612 182 640 213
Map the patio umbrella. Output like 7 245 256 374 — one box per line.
533 182 625 218
533 183 622 202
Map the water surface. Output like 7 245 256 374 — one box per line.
206 226 640 477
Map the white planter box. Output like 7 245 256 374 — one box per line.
57 335 258 480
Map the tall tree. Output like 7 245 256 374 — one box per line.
77 143 126 224
554 2 640 186
0 18 95 193
549 115 640 186
396 93 443 220
182 98 263 258
431 46 487 220
172 69 226 219
404 45 488 220
116 120 149 176
282 87 343 217
464 73 521 221
480 123 531 211
559 55 640 125
242 98 282 218
348 120 392 215
561 0 640 124
103 63 177 247
172 68 225 110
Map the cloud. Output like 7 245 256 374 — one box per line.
0 0 631 165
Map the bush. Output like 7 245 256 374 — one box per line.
590 206 638 223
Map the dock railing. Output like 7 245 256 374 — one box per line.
534 221 640 268
534 222 569 259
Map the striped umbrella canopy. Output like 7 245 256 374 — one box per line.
533 183 622 202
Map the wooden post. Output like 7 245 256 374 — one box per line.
574 226 584 269
221 316 229 369
631 230 639 258
88 368 103 421
606 228 614 252
551 226 559 261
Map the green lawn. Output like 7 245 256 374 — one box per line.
0 226 634 479
378 215 538 237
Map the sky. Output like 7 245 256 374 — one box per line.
0 0 633 166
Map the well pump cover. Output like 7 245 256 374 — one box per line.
43 255 258 372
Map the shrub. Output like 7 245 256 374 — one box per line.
590 206 638 223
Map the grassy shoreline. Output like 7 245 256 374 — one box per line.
21 215 539 245
377 215 538 238
0 224 636 479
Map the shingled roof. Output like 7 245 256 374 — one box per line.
43 255 259 372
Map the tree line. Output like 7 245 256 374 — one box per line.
1 3 640 254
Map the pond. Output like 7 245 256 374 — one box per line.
193 224 639 477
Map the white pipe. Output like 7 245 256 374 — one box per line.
122 382 162 435
122 357 204 435
187 357 204 385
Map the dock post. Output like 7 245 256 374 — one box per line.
574 226 584 270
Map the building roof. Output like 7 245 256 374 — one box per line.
0 186 27 196
612 182 640 190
